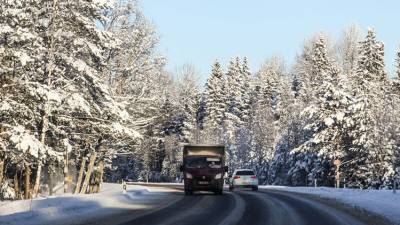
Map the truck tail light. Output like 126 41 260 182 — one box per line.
251 175 257 179
233 176 240 179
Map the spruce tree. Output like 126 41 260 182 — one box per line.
347 28 392 188
203 60 226 142
293 34 335 105
239 57 252 123
0 0 60 198
311 36 332 82
356 29 387 83
225 57 243 125
1 0 141 197
256 56 286 110
293 36 350 186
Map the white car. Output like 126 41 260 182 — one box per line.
229 169 258 191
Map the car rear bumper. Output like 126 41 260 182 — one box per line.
232 181 258 187
232 184 257 188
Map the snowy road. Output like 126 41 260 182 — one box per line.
112 184 393 225
1 183 395 225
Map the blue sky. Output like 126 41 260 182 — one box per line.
140 0 400 83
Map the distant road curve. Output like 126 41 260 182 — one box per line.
113 183 394 225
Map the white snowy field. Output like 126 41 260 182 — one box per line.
261 186 400 224
0 183 180 225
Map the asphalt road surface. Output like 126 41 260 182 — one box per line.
106 184 393 225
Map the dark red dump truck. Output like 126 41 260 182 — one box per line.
180 144 228 195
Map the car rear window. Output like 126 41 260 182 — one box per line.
235 170 255 175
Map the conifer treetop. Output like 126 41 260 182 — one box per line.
356 28 387 82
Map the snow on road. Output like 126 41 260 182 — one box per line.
0 183 179 225
2 183 399 225
261 186 400 224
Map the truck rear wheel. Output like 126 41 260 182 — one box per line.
184 189 193 195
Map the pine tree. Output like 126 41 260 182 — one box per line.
394 49 400 174
203 60 226 143
238 57 252 122
290 36 346 185
355 29 387 83
256 56 286 111
225 57 243 126
294 35 334 105
222 57 244 167
347 28 392 188
39 0 145 194
299 36 346 153
1 0 142 197
311 36 333 82
0 0 60 198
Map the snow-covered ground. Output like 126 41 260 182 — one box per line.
0 183 180 225
261 186 400 224
2 183 399 225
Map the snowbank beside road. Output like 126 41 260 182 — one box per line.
261 186 400 224
0 183 177 225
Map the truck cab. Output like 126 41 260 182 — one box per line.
181 145 228 195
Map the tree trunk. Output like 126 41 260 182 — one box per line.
80 152 97 194
0 159 4 185
35 89 48 197
24 163 31 199
48 167 54 196
64 151 69 193
74 156 86 194
34 0 60 198
91 160 104 194
14 172 20 199
96 160 105 193
89 184 95 194
32 162 42 197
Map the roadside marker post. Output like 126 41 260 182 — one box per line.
122 180 127 194
334 159 341 188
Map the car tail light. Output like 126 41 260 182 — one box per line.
251 175 257 179
233 176 240 179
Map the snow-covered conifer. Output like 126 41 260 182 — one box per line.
255 56 286 109
203 60 226 142
225 57 243 125
355 29 387 82
346 28 393 187
238 57 252 122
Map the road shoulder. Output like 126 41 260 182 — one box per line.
260 189 394 225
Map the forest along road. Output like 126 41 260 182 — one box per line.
109 184 393 225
